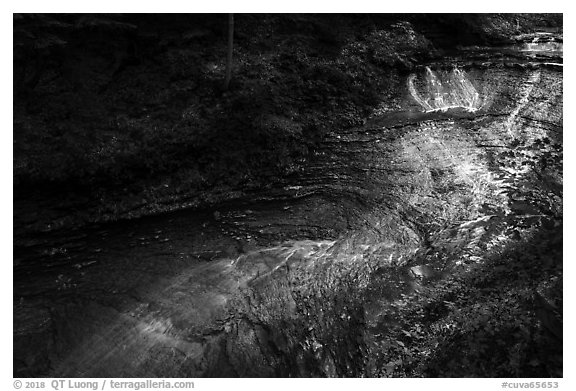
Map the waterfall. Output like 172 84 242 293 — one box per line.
408 66 481 112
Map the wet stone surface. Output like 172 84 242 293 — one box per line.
14 42 562 377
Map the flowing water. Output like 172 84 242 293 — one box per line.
14 35 563 377
408 67 482 112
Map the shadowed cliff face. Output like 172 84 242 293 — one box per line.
14 35 562 377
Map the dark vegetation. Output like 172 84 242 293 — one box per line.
13 14 429 189
13 13 562 378
13 13 561 229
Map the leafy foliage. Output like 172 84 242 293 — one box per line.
14 14 434 230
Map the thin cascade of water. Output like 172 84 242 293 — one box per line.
522 41 563 53
408 66 482 112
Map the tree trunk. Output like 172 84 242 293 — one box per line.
224 13 234 91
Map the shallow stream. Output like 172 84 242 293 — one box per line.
14 35 563 377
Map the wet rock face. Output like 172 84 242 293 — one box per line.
14 38 562 377
408 67 482 112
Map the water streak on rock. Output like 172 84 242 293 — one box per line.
408 66 482 112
